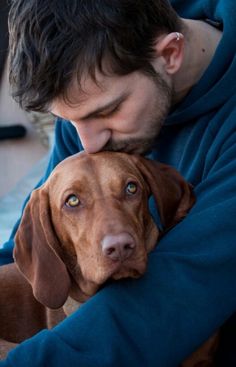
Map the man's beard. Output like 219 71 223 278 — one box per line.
103 72 172 155
103 136 158 155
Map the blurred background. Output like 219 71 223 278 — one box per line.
0 1 54 245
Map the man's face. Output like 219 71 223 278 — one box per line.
51 70 172 155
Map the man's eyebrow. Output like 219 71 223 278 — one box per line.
80 93 129 121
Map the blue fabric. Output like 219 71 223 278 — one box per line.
1 0 236 365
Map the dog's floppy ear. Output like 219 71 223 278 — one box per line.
132 155 195 230
14 186 71 309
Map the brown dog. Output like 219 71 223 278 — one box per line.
1 151 207 363
14 151 195 308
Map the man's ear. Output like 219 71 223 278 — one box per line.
152 32 184 75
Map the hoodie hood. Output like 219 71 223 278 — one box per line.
166 0 236 125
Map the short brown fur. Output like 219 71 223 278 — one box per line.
0 152 214 365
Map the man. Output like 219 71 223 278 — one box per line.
1 0 236 365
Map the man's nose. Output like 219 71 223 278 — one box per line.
72 121 111 153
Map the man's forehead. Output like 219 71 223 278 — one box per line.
51 76 105 112
50 71 136 117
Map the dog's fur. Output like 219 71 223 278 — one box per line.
0 152 217 365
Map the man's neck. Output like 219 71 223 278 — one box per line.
172 19 222 104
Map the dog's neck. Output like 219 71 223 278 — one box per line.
63 277 99 316
63 296 82 316
63 288 89 316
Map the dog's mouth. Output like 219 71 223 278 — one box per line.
73 253 148 299
71 232 151 298
70 264 146 303
109 258 147 280
84 255 147 288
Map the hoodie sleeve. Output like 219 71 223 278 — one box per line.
0 119 82 266
1 117 236 366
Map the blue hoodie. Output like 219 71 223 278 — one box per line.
1 0 236 365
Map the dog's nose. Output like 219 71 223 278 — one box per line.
101 233 136 261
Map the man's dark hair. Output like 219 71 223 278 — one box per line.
8 0 182 112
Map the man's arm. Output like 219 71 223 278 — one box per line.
1 127 236 366
0 118 82 266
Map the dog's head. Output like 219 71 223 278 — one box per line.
14 152 195 309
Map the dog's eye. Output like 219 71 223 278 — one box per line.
65 194 80 207
126 182 138 195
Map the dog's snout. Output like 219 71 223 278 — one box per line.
101 233 136 261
